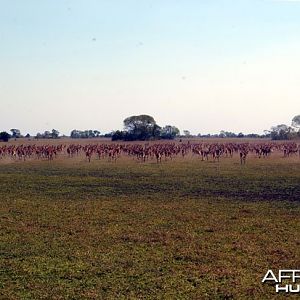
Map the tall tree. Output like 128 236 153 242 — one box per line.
123 115 158 140
270 124 293 140
51 129 60 139
10 129 21 138
292 115 300 129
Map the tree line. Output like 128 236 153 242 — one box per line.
1 114 299 142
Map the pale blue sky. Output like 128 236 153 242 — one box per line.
1 0 300 135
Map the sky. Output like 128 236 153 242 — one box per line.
1 0 300 136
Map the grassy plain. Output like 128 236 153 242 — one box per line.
1 140 300 299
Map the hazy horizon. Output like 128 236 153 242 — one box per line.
1 1 300 136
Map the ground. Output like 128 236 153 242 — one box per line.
0 139 300 299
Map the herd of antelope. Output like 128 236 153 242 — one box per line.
0 141 299 164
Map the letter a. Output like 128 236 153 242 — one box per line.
262 270 278 283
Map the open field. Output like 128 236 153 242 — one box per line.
1 140 300 299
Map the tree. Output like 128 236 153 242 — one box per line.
219 130 226 138
246 133 261 138
160 125 180 139
104 132 113 138
219 131 237 138
70 129 101 138
35 133 42 139
0 131 11 142
43 131 52 139
51 129 60 139
70 130 80 138
292 115 300 129
10 129 21 138
34 131 54 139
112 115 180 141
93 130 101 137
124 115 155 132
152 124 162 139
270 124 293 140
183 130 191 137
123 115 158 140
111 130 125 141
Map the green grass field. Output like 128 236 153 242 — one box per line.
1 152 300 299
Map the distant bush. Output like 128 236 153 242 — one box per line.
70 130 100 139
0 131 11 142
35 129 60 139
